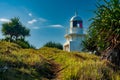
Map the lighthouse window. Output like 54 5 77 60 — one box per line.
77 24 79 27
73 21 77 27
79 22 82 28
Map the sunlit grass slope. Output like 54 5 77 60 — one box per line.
0 41 120 80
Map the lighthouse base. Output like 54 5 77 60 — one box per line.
63 40 83 52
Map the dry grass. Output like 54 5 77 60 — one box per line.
0 41 120 80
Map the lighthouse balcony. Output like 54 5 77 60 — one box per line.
70 28 83 34
64 33 85 39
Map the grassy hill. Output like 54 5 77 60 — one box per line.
0 41 120 80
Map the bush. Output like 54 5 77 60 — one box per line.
14 39 35 49
43 41 63 50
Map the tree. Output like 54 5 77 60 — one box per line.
1 17 33 49
83 0 120 65
2 17 30 41
43 41 63 50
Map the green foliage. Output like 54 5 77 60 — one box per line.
0 41 120 80
2 17 30 41
83 0 120 55
1 17 34 49
43 41 63 50
14 39 35 49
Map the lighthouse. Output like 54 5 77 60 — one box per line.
63 12 85 52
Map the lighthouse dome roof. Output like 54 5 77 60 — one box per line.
70 15 82 21
70 12 82 21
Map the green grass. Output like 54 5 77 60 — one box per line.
0 41 120 80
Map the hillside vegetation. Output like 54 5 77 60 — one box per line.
0 41 120 80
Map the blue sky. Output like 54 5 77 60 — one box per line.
0 0 97 48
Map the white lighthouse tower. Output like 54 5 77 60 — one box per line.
63 12 85 52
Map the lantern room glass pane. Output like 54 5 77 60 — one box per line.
73 21 77 27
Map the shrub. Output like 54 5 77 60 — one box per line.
43 41 63 50
14 39 35 49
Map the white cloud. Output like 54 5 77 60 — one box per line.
49 24 64 28
0 18 10 22
32 26 40 29
28 19 37 24
39 18 47 22
28 13 32 17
